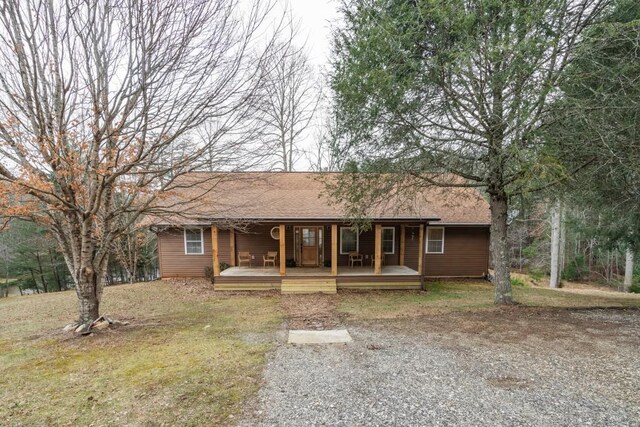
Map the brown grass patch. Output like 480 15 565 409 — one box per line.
0 281 281 426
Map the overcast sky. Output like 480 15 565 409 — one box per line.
289 0 340 68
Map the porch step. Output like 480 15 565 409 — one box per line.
281 278 337 294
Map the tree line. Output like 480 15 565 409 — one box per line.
0 220 158 297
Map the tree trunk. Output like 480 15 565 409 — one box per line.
489 193 513 304
559 203 566 274
36 252 48 293
49 249 63 291
75 264 104 324
29 268 40 293
76 281 100 324
550 200 561 288
624 248 634 292
77 292 100 324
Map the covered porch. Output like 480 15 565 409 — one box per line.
210 221 425 292
210 223 425 275
220 265 419 277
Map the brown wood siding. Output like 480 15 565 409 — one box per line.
158 227 213 278
424 226 489 277
233 223 332 267
157 222 489 279
404 226 420 271
218 229 230 265
234 225 281 266
337 225 403 267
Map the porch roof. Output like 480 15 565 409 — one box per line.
149 172 491 226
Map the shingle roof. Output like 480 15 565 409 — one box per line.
149 172 490 225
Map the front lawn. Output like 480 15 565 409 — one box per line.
3 278 638 425
0 281 281 426
337 280 640 320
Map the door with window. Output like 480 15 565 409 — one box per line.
301 227 319 266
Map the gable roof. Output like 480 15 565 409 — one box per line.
149 172 491 226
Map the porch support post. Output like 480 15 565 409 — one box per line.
399 224 406 266
229 228 236 267
374 224 382 275
331 224 338 276
279 224 286 276
418 224 425 275
212 225 220 277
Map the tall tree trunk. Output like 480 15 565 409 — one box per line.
36 252 48 293
29 269 40 293
489 192 513 304
624 248 634 292
49 249 63 291
550 200 561 288
559 203 566 273
76 269 101 324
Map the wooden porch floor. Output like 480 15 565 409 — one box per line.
219 265 419 277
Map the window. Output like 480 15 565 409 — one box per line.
340 227 359 254
184 228 204 254
426 227 444 254
382 227 395 254
302 228 317 246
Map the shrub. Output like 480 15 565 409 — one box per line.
563 255 587 281
511 278 526 287
323 259 331 268
219 262 230 272
286 258 296 268
204 266 214 283
529 270 544 281
522 245 537 260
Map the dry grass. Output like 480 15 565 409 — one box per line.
3 277 638 426
338 280 640 320
0 281 281 427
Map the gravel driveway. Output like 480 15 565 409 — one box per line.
241 308 640 426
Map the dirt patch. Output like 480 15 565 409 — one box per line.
280 294 342 330
486 375 529 390
165 278 216 296
365 306 640 360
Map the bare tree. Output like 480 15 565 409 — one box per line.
306 108 344 172
624 249 634 292
0 0 283 327
256 18 321 171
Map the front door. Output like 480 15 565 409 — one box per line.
301 227 318 266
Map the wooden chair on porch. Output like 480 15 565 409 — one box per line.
238 251 252 267
263 251 278 268
348 251 363 268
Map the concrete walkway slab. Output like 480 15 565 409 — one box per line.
288 329 352 344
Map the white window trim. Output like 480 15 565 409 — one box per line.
184 227 204 255
340 226 359 255
426 226 445 254
382 226 395 254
